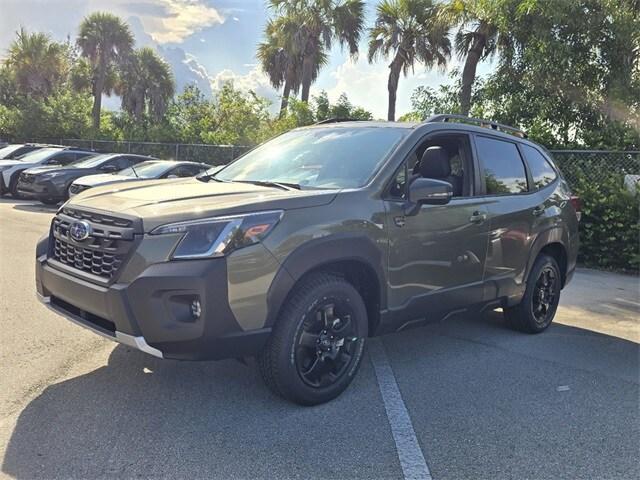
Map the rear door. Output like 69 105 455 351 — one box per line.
473 134 538 302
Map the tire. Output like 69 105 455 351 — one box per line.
258 272 368 405
9 174 20 198
505 254 561 333
41 198 59 205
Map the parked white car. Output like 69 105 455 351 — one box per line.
0 147 93 197
69 160 211 197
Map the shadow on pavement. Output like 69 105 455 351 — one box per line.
2 309 638 479
383 310 640 479
2 345 399 479
11 202 59 213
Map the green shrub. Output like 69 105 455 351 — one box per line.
573 174 639 272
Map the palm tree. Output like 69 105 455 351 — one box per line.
369 0 451 121
77 12 133 129
6 28 67 97
270 0 365 102
257 16 328 116
257 18 300 116
119 48 175 121
441 0 511 116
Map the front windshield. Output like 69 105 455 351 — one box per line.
214 127 407 189
13 147 60 163
0 144 25 158
118 161 169 178
71 153 114 168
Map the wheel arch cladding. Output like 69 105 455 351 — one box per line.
528 227 569 287
265 234 386 336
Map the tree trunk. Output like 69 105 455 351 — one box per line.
300 54 314 103
387 54 403 121
459 33 486 116
279 80 291 118
91 56 107 130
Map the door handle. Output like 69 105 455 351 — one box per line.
469 211 487 224
532 205 546 216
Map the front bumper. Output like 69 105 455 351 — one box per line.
38 293 163 357
36 251 272 361
17 179 65 200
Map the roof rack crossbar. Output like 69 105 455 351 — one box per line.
426 114 527 138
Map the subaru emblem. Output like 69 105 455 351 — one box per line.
69 220 91 242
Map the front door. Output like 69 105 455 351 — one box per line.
384 133 490 327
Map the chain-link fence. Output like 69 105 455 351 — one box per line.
9 138 640 185
13 138 253 166
549 150 640 186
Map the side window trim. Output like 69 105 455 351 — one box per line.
472 133 531 197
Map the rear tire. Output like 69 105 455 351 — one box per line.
258 272 368 405
505 254 561 333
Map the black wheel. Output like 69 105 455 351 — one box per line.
258 272 368 405
505 254 561 333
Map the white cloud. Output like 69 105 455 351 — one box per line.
318 55 456 119
212 67 280 111
133 0 225 44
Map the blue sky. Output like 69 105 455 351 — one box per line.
0 0 492 118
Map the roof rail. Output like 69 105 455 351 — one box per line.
314 117 362 125
426 114 527 138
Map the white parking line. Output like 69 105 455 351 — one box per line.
368 339 433 480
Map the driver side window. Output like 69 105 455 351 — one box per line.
389 134 473 200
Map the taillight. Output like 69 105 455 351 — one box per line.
570 195 581 221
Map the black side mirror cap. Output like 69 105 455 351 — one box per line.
405 177 453 214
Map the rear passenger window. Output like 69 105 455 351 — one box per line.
521 144 557 190
476 136 528 195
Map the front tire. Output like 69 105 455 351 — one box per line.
9 175 21 198
505 254 561 333
258 273 368 405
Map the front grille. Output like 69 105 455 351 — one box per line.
50 209 137 280
21 173 35 183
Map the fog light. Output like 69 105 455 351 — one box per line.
190 299 202 319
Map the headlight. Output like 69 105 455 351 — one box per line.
150 210 283 260
41 172 64 179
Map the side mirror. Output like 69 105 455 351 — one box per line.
405 178 453 214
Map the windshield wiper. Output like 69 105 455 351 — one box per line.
196 172 228 183
235 180 301 190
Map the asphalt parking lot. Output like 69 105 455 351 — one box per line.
1 198 639 480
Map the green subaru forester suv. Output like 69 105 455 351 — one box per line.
36 115 579 405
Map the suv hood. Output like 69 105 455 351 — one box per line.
27 166 83 175
0 160 22 167
67 178 338 231
75 173 134 187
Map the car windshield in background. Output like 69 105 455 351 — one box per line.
70 153 114 168
118 161 168 178
0 144 26 158
214 127 407 189
13 147 60 162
